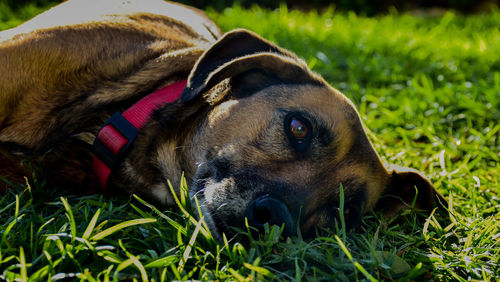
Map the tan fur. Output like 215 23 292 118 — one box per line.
0 0 443 239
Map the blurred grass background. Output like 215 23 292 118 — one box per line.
2 0 500 14
1 0 499 281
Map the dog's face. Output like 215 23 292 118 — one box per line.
190 84 388 238
178 30 443 240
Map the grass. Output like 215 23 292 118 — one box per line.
1 2 499 281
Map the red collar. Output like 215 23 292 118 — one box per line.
92 80 187 191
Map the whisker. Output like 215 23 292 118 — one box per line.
217 203 228 210
190 188 206 200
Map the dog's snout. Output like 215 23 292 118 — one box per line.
245 194 296 237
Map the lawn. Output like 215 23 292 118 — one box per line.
1 2 499 281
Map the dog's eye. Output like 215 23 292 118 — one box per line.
285 114 312 151
289 118 308 142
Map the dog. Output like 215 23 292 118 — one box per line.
0 0 444 240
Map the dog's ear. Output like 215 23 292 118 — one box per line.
181 29 323 102
375 165 446 216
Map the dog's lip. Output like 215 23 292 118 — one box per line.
189 181 225 241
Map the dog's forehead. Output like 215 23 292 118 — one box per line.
273 84 358 119
207 84 362 146
246 84 361 132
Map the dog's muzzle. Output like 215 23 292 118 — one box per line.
245 194 296 237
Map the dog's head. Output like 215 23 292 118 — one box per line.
176 29 443 240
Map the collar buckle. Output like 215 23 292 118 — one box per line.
93 112 138 170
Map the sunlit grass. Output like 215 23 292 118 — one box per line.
1 3 499 280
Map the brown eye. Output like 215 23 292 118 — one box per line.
284 114 312 152
290 118 309 141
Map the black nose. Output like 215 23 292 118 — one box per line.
245 194 296 237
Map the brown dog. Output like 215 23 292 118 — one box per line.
0 0 443 239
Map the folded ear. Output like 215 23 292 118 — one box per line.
181 29 323 102
375 165 446 216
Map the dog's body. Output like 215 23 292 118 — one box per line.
0 0 220 197
0 0 443 239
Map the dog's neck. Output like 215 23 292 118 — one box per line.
92 80 187 191
97 89 211 206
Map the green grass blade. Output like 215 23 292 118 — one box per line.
353 262 377 282
295 257 302 282
114 257 135 280
339 183 347 242
132 194 185 234
178 216 204 274
14 194 20 218
243 262 276 279
131 255 148 282
334 235 353 262
167 180 211 238
19 247 27 281
82 208 101 240
1 214 25 247
145 255 178 268
60 197 77 243
228 268 245 282
90 218 156 241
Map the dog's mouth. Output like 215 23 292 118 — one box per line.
189 163 302 241
189 178 230 242
188 162 241 240
191 186 299 241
